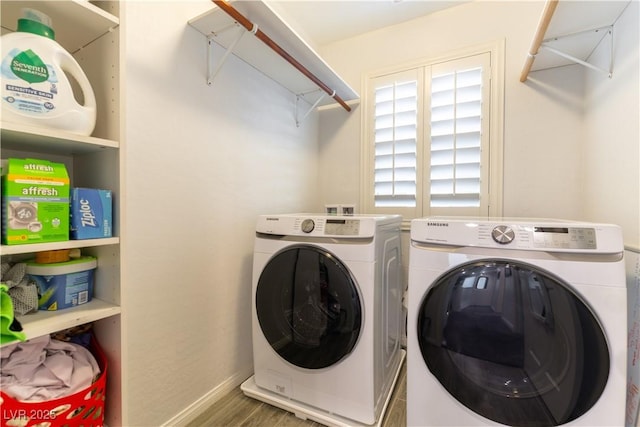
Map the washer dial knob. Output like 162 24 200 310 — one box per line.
492 225 515 244
301 219 315 233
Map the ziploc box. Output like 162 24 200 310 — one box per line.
26 256 97 311
70 187 112 239
2 158 70 245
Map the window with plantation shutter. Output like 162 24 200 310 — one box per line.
362 42 504 222
374 79 418 208
429 62 484 209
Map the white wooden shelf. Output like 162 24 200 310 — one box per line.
1 1 122 422
0 0 119 54
1 299 121 348
1 237 119 256
188 0 359 109
1 122 119 155
521 0 631 81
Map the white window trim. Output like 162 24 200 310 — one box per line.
360 39 505 227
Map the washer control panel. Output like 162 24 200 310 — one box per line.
324 219 360 236
294 218 361 237
256 215 387 238
296 218 361 236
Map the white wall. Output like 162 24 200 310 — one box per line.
318 1 586 221
583 1 639 249
121 2 320 425
319 0 639 248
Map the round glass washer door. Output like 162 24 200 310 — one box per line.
256 245 362 370
417 259 610 426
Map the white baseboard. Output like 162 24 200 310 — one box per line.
163 365 254 427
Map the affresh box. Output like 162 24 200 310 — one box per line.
1 158 70 245
26 256 97 311
70 187 113 239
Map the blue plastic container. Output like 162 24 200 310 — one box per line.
26 256 97 310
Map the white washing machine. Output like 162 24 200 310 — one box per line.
407 217 627 426
242 213 405 426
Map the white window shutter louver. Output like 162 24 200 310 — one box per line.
429 67 483 208
374 81 418 208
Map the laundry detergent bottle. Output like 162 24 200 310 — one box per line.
1 9 96 135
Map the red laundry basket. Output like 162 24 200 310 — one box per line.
0 336 107 427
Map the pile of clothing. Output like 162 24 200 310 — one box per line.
1 335 101 402
1 261 38 345
1 262 39 315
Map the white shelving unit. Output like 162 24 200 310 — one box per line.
1 1 123 425
188 0 359 114
520 0 631 81
0 233 119 256
13 299 121 340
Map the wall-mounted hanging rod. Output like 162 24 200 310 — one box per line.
520 0 559 82
211 0 351 112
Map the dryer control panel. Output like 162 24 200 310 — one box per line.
411 217 623 254
531 226 597 249
483 223 596 250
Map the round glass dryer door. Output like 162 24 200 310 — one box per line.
256 245 362 369
417 260 610 426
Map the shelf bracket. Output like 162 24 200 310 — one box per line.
207 23 258 85
211 0 352 112
539 26 614 78
295 89 331 127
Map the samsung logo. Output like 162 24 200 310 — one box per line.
265 217 280 221
427 222 449 227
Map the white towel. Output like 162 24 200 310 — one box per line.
1 335 101 402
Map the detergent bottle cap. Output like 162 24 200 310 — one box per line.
17 8 55 40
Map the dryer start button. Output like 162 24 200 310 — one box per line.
492 225 515 244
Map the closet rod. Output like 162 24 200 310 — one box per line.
520 0 559 82
211 0 351 112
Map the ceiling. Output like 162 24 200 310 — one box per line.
269 0 468 46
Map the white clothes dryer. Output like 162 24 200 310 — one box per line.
242 214 405 426
407 217 627 427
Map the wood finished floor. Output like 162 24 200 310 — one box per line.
187 362 406 427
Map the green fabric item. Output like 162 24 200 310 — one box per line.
1 283 27 344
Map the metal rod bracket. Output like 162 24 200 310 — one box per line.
539 26 613 78
295 89 332 127
207 24 247 85
211 0 351 112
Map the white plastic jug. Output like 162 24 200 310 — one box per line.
1 9 97 136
